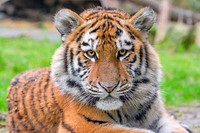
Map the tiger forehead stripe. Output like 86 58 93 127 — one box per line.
81 7 130 20
116 29 133 50
80 31 99 51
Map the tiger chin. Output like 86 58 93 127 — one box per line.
7 7 191 133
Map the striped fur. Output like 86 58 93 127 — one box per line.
7 7 189 133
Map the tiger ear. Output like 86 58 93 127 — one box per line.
55 9 84 40
130 7 156 33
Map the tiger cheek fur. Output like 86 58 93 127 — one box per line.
7 7 190 133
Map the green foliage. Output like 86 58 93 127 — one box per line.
0 37 59 112
157 24 197 52
157 49 200 106
149 25 157 45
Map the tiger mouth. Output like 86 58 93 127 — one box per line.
103 95 117 100
95 96 123 111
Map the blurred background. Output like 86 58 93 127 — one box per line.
0 0 200 132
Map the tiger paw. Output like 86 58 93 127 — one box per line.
170 127 191 133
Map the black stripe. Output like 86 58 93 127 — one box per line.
112 15 125 19
139 46 143 69
81 75 88 81
80 114 108 124
115 19 123 27
13 87 18 113
119 96 127 103
77 57 83 67
78 25 88 33
76 50 81 56
38 81 45 115
11 77 19 86
62 120 75 133
17 113 22 120
130 55 137 63
117 110 122 124
144 44 149 72
89 26 100 34
128 31 135 40
148 117 160 131
108 22 114 29
124 40 132 46
7 86 14 112
30 83 44 129
87 11 99 17
66 79 82 88
80 71 87 79
138 46 143 75
134 67 141 75
64 46 69 74
43 76 50 114
89 20 98 29
51 86 63 113
116 28 123 36
12 76 28 130
134 78 150 84
105 112 116 122
19 116 28 130
107 16 114 20
183 125 193 133
22 86 35 130
86 16 98 21
157 124 164 133
76 32 84 42
70 49 75 75
125 25 141 40
20 75 38 130
87 97 100 105
124 113 130 121
11 116 17 131
82 42 90 46
134 93 157 121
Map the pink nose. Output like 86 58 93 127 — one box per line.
105 87 115 93
99 82 119 93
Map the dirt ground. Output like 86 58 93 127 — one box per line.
167 104 200 133
0 104 200 133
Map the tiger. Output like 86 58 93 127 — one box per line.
7 7 190 133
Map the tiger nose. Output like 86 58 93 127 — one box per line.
105 87 115 93
99 82 119 93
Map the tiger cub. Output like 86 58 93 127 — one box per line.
7 7 189 133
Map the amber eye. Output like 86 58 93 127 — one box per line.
118 49 127 56
86 50 96 58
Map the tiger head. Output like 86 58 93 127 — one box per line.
51 7 162 111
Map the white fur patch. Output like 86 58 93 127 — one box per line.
116 29 132 50
51 45 81 96
96 97 123 111
81 31 99 51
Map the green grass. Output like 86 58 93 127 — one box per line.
0 37 200 112
0 37 59 112
157 49 200 106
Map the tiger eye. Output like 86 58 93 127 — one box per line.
86 50 96 57
118 49 127 56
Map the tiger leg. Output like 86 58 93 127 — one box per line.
57 113 154 133
156 114 189 133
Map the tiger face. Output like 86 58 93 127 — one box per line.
52 7 161 111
